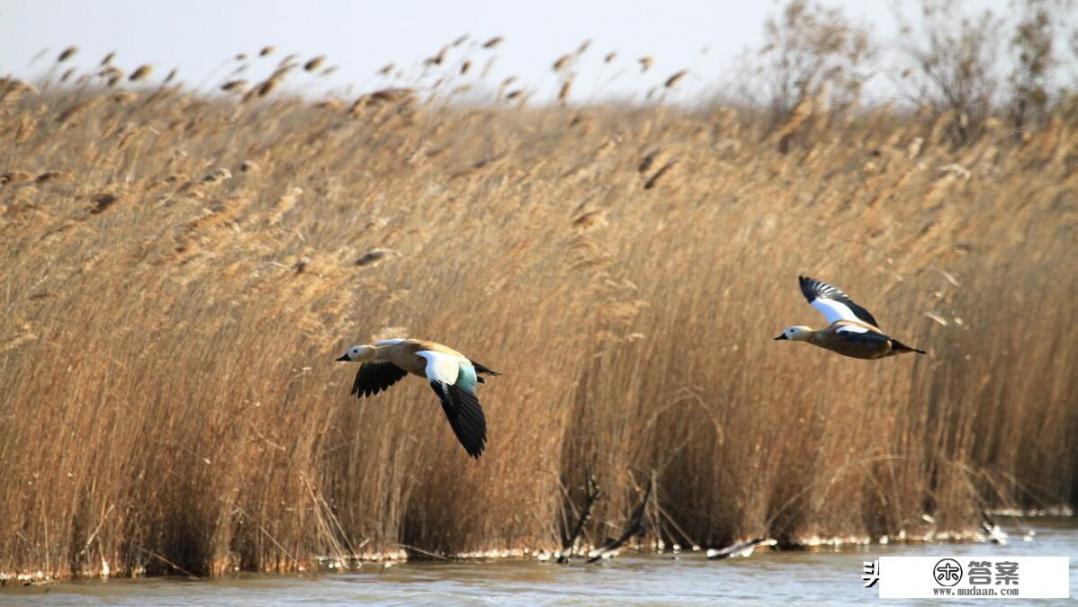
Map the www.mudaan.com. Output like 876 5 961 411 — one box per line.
933 587 1021 597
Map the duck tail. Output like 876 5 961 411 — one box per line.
472 362 501 376
892 339 926 355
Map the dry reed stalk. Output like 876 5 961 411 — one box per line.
643 160 676 189
129 65 153 82
57 46 77 62
35 170 68 183
425 47 447 66
250 77 280 99
0 170 34 185
99 66 123 84
0 78 35 105
0 79 1072 582
664 70 688 88
558 78 574 104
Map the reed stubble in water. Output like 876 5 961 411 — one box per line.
0 69 1074 580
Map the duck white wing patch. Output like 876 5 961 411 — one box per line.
810 298 861 324
417 350 460 385
836 324 870 334
799 276 881 327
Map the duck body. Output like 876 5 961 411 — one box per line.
336 338 499 458
368 338 468 378
775 276 925 360
807 320 923 360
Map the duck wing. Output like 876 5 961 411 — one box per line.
799 275 880 328
418 351 487 459
351 362 408 397
833 324 893 356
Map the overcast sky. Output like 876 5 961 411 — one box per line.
0 0 1029 104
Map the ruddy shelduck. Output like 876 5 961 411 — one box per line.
336 338 499 458
774 276 926 359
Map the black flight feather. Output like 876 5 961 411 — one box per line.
351 362 408 398
799 275 881 328
429 381 487 459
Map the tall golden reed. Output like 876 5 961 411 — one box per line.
0 66 1073 580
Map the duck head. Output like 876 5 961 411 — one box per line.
774 326 813 342
336 344 376 362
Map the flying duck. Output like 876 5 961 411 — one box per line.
336 338 499 458
774 276 926 359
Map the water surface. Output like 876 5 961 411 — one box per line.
5 518 1075 606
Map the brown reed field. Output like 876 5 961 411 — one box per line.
0 33 1076 580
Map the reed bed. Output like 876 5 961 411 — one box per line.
0 52 1074 580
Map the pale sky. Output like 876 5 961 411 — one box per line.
0 0 1026 105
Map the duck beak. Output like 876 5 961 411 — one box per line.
335 354 350 362
773 333 787 341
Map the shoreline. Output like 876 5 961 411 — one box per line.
3 512 1071 586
